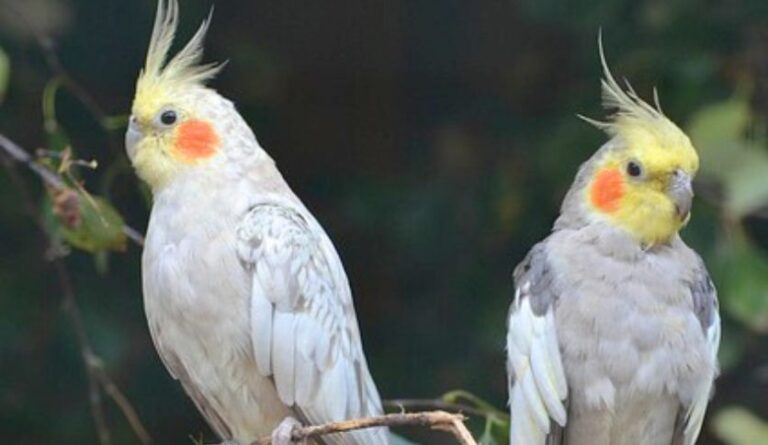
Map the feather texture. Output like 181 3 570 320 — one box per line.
578 33 692 155
237 203 389 445
507 283 568 445
681 314 720 445
139 0 222 94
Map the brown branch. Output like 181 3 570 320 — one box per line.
0 148 152 444
0 132 144 246
56 260 113 445
1 154 113 444
250 411 478 445
88 354 153 445
37 36 112 126
7 2 124 137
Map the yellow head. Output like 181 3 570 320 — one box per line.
126 0 225 190
579 40 699 247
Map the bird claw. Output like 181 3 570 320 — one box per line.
217 441 240 445
271 416 303 445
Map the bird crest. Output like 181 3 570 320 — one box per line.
580 34 692 152
136 0 222 101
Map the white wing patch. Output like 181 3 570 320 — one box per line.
237 203 387 445
507 282 568 445
683 311 721 445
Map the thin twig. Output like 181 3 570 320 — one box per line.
57 261 114 445
37 36 112 127
384 398 492 418
0 132 65 188
250 411 478 445
0 132 144 246
90 358 153 445
5 5 125 151
0 150 153 444
1 155 112 444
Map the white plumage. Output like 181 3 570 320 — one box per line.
128 2 389 444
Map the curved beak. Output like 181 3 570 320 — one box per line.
668 169 693 222
125 118 143 162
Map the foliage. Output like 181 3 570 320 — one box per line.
0 0 766 444
714 407 768 445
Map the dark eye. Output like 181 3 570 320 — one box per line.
160 109 178 126
626 161 643 178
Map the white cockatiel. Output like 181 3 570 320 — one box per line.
505 42 720 445
125 2 388 444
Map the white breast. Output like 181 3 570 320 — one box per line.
142 181 290 442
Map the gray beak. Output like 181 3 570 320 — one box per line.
668 169 693 221
125 118 142 162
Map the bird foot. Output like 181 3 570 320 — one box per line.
271 416 303 445
216 441 240 445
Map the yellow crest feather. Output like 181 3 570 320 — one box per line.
138 0 221 92
580 32 691 152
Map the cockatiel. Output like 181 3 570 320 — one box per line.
505 41 720 445
125 2 388 444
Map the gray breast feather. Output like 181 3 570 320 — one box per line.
236 203 388 445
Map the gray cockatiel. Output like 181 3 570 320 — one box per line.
505 43 720 445
125 2 388 444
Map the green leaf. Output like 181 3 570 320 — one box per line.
478 428 500 445
43 189 127 254
442 390 509 420
721 148 768 218
42 76 64 135
0 47 9 104
687 96 750 160
713 407 768 445
478 415 509 445
100 114 129 131
46 128 71 153
715 232 768 333
686 96 768 219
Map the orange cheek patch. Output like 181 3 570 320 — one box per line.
590 168 624 213
174 119 219 162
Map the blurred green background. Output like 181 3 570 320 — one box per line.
0 0 767 444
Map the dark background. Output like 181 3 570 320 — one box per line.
1 0 767 443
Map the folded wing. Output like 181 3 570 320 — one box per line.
507 244 568 445
237 203 388 445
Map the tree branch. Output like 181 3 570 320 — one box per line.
0 143 152 444
0 132 144 246
250 411 477 445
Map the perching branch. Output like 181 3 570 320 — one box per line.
250 411 478 445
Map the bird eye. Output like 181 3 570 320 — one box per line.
626 161 643 178
159 109 178 126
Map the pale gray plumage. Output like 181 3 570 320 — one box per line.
140 90 389 445
507 217 719 445
506 43 720 445
130 2 389 444
237 203 387 445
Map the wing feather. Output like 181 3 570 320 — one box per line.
237 203 388 445
250 277 273 376
507 244 568 445
673 258 721 445
682 312 720 445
